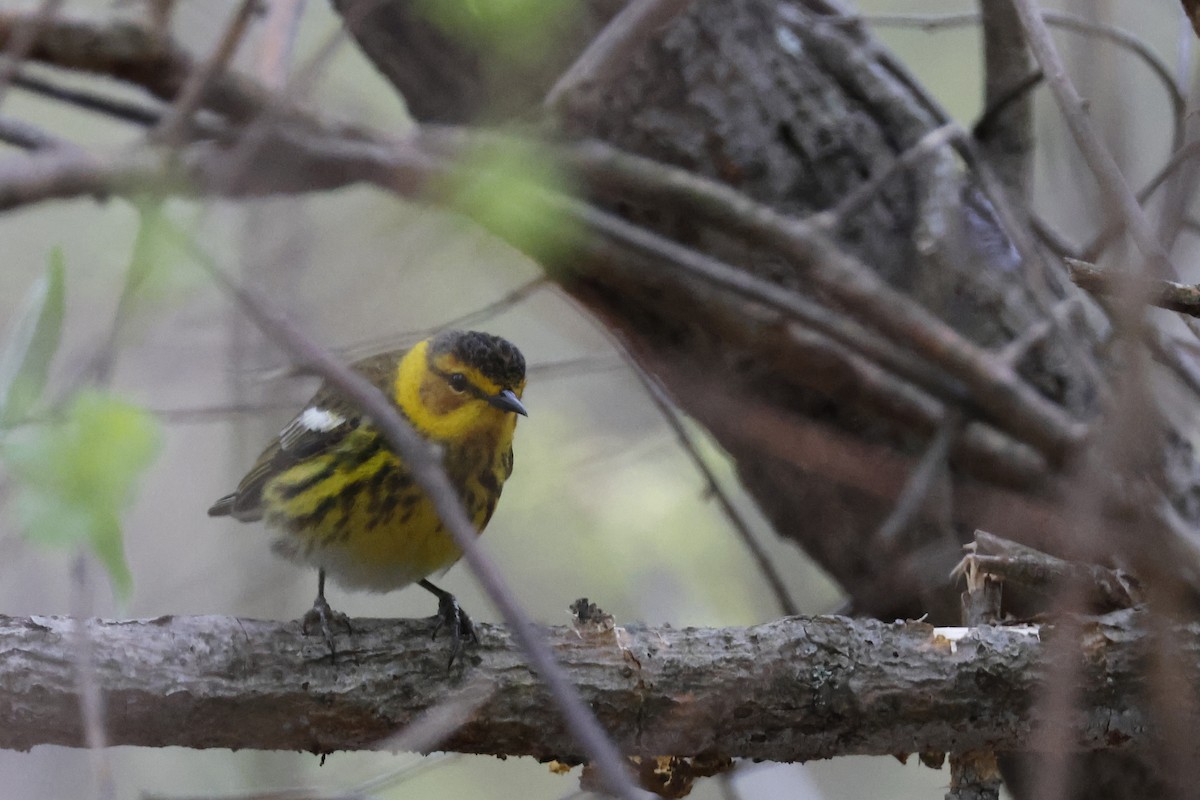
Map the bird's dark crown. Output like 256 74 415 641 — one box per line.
429 330 526 389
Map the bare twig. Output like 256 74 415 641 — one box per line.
0 114 66 150
827 107 1107 411
972 70 1041 147
0 0 65 111
1146 328 1200 399
337 278 549 364
0 9 1087 476
0 9 268 122
629 357 799 617
1039 12 1184 155
814 123 958 228
944 118 1111 395
154 0 259 143
1084 139 1200 261
1067 259 1200 319
954 530 1140 613
0 146 190 210
702 392 1064 555
534 182 967 406
863 6 1189 284
572 237 1049 491
857 10 1184 156
10 70 165 129
211 0 359 193
151 401 301 424
1012 0 1173 277
997 298 1081 366
874 412 961 546
1026 583 1088 800
256 0 308 89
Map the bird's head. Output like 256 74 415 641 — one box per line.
396 330 527 441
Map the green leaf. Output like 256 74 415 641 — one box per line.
100 202 203 366
414 0 578 68
90 512 133 598
123 201 200 305
447 141 581 263
3 390 161 598
0 250 65 427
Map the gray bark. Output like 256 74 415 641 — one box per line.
331 0 625 122
0 611 1182 761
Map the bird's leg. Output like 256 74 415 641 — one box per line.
420 579 476 667
302 569 352 658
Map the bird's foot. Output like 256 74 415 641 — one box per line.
431 591 477 668
302 594 353 659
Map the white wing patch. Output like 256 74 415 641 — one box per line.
297 407 346 433
277 405 350 455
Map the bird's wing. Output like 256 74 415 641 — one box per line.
207 352 402 522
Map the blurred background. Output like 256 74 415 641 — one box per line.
0 0 1189 797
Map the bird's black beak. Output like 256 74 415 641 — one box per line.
488 389 528 416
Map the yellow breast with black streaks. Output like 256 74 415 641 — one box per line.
263 424 515 592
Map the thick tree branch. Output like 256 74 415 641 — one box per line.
0 9 268 122
978 0 1035 196
0 611 1183 760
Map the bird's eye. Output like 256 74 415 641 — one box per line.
448 373 468 393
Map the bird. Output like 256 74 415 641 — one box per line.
208 329 527 663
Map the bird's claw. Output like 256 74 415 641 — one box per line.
431 592 477 668
302 594 353 660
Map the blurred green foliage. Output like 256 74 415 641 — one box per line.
446 140 582 265
122 202 203 308
413 0 577 68
0 250 163 599
4 389 162 599
0 248 65 428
